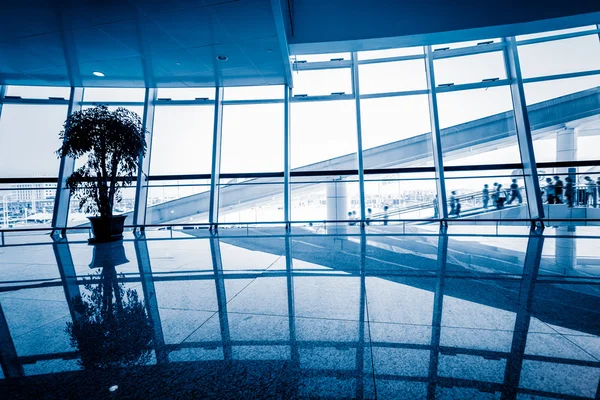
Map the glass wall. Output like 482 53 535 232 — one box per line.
1 20 600 230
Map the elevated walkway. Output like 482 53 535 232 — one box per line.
139 87 600 224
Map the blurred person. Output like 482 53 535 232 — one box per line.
565 177 574 208
506 179 523 205
449 191 457 215
348 211 355 226
433 196 439 219
383 205 389 225
495 184 505 209
482 184 489 209
545 177 555 204
554 175 563 204
366 208 372 225
584 176 596 207
455 199 462 217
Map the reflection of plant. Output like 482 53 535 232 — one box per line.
66 266 153 370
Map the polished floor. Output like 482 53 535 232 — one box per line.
0 227 599 399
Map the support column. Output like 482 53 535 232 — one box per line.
284 85 292 229
0 85 6 115
326 178 348 234
427 228 448 399
504 37 544 223
208 87 224 231
556 128 577 166
0 302 24 378
52 87 84 234
133 88 157 230
502 230 544 399
209 237 231 360
134 233 168 364
352 52 367 227
424 46 448 223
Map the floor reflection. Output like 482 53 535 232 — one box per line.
0 229 598 399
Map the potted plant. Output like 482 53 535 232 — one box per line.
57 105 147 242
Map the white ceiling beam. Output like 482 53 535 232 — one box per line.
271 0 293 87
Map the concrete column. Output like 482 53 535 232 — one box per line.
556 128 577 163
326 179 348 233
555 226 577 274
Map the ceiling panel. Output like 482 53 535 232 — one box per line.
210 0 277 40
149 7 232 49
189 42 252 71
97 18 186 56
0 0 284 87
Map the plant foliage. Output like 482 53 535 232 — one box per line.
57 105 147 218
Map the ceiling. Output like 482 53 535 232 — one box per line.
0 0 287 88
0 0 599 88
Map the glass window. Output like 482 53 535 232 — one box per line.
220 104 284 173
359 59 427 94
525 75 600 164
0 104 67 177
524 74 600 105
294 52 350 62
518 35 600 79
517 25 597 41
5 86 71 99
156 88 215 100
224 85 283 101
291 100 357 169
360 95 433 167
83 88 145 102
292 68 352 96
434 51 507 85
437 86 514 129
149 105 214 175
358 46 423 60
432 38 499 50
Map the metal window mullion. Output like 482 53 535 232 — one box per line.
352 52 367 225
51 87 84 233
284 85 292 228
424 46 448 221
209 87 224 230
503 37 544 222
133 88 157 229
0 85 6 110
285 235 298 364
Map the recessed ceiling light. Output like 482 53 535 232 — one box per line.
92 71 105 77
109 385 118 392
216 55 228 61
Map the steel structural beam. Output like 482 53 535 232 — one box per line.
501 231 544 400
0 302 24 379
425 46 449 222
270 0 293 87
208 87 224 230
210 237 232 360
51 87 84 233
352 52 367 226
133 88 158 229
427 229 448 399
134 234 168 364
504 37 544 223
284 86 292 229
0 85 6 115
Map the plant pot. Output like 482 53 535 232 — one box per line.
88 215 127 243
